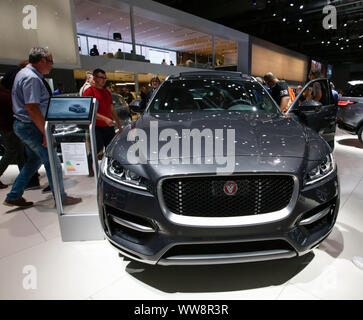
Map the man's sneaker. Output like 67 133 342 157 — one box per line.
0 181 8 189
25 180 41 191
353 256 363 270
42 185 51 194
62 196 82 206
3 197 33 207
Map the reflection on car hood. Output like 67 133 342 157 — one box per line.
54 124 81 136
109 111 329 162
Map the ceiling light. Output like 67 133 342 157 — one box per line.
359 45 362 48
290 3 294 6
306 29 310 33
273 13 277 16
299 19 303 23
283 18 286 22
344 23 347 27
321 41 325 44
300 5 304 9
341 47 344 50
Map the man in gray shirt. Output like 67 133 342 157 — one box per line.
4 47 81 207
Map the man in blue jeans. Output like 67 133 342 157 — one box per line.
3 47 81 208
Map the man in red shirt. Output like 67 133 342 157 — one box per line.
82 69 122 175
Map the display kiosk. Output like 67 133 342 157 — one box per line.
45 97 104 241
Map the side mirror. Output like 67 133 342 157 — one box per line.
129 99 145 113
298 100 322 113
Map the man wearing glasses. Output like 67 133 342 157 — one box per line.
82 68 122 176
4 47 82 207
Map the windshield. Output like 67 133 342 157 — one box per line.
148 79 279 115
344 84 363 97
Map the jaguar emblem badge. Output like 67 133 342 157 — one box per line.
224 181 238 196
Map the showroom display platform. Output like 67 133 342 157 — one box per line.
0 129 363 300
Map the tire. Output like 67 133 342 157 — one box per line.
0 144 5 157
358 126 363 145
328 140 335 151
0 132 5 156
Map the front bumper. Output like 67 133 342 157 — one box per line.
98 171 339 265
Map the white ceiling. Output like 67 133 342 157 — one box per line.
74 0 237 56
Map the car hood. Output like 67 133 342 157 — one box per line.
108 111 329 163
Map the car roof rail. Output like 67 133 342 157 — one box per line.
174 71 251 80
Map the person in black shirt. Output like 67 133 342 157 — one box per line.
263 72 290 112
90 45 99 56
307 69 322 102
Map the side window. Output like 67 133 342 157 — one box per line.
149 84 169 111
294 79 330 107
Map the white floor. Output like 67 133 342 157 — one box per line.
0 128 363 300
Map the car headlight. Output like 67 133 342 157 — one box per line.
304 153 336 186
101 157 148 190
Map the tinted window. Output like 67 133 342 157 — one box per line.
291 79 331 111
345 84 363 97
148 79 279 115
112 94 127 106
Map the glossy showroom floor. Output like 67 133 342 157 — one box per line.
0 128 363 300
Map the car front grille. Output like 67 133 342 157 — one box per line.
161 175 295 217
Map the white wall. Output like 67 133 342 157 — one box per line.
0 0 79 68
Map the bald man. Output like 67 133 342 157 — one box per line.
263 72 290 112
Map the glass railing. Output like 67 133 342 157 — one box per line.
78 34 219 69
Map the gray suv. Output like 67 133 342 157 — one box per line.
337 81 363 144
98 71 339 266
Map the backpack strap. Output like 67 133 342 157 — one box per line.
283 87 296 113
42 78 53 96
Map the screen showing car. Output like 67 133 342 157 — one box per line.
46 97 93 121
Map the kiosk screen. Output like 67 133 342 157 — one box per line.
46 97 94 121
